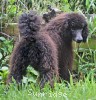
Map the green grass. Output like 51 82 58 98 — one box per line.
0 77 96 100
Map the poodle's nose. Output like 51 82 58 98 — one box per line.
76 39 83 43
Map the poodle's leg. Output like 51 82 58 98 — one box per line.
7 59 28 84
59 66 71 82
7 42 29 84
40 69 55 88
37 46 59 88
59 48 73 83
39 61 59 88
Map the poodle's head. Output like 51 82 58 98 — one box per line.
63 13 88 43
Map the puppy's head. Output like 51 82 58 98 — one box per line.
64 13 88 43
71 23 88 43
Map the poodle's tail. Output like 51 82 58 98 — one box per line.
18 10 41 36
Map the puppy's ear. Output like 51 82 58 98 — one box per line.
61 20 69 33
82 25 88 42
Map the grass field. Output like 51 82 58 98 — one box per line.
0 76 96 100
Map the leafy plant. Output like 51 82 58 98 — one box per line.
88 16 96 37
22 66 39 84
68 0 96 13
0 37 13 67
0 66 9 84
74 47 96 80
0 37 13 84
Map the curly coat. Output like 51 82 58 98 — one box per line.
7 11 88 88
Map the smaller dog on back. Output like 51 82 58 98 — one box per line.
7 10 88 88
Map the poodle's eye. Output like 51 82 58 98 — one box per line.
84 24 87 28
71 28 83 35
71 27 77 31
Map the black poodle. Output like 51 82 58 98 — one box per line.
7 11 88 88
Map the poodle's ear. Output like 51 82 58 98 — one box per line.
82 24 88 42
61 20 69 32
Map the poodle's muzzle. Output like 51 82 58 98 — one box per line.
71 29 83 43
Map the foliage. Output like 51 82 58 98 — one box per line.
0 76 96 100
0 37 13 67
0 66 9 84
88 16 96 37
74 47 96 80
0 37 13 84
68 0 96 13
22 66 39 84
